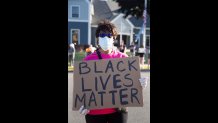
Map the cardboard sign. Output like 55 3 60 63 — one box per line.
72 56 143 110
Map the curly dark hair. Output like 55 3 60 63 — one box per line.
95 19 118 39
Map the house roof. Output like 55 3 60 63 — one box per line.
92 0 116 25
91 0 150 28
106 0 120 13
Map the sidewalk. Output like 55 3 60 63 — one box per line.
68 64 150 72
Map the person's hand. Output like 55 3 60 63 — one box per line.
139 77 149 88
79 105 90 115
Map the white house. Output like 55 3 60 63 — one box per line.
68 0 150 48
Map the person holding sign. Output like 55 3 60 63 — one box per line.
78 19 148 123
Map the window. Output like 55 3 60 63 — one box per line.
146 36 150 47
72 6 79 18
72 29 80 45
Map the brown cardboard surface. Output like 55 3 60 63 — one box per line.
72 56 143 110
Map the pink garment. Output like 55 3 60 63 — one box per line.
83 49 128 115
84 49 128 61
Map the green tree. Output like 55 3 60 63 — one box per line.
113 0 150 18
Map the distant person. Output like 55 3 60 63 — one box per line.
138 45 145 65
113 39 119 51
68 43 75 66
119 40 126 54
85 44 96 56
134 41 139 57
129 41 136 57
